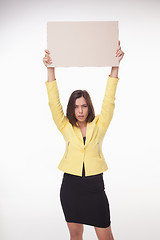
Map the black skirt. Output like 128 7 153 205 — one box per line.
60 137 111 228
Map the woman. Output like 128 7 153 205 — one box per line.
43 41 124 240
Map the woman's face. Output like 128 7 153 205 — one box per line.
74 96 89 124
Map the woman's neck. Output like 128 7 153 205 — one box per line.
77 121 87 128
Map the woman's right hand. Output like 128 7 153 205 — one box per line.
43 49 56 81
43 49 54 68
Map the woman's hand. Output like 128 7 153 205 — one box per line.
115 40 125 63
109 40 124 78
43 49 56 81
43 49 54 69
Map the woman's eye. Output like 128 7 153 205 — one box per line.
75 105 87 108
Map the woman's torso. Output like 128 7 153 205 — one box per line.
64 136 103 179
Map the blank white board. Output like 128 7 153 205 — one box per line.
47 21 119 67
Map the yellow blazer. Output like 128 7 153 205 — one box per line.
45 75 119 176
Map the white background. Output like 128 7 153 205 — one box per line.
0 0 160 239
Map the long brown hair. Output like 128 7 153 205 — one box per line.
66 89 95 127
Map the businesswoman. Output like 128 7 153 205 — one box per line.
43 40 124 240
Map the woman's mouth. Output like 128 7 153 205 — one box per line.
78 115 84 118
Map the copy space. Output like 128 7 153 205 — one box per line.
47 21 119 67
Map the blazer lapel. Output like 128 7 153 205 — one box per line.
73 121 94 148
85 122 94 147
73 125 83 142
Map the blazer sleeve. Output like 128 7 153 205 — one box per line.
45 79 68 132
97 75 119 133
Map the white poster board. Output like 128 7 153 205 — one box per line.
47 21 119 67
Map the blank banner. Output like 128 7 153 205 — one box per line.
47 21 119 67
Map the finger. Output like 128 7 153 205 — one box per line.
45 49 50 54
118 52 124 62
43 57 48 61
118 53 123 57
43 58 51 65
117 50 123 56
116 52 124 60
44 55 52 62
119 55 123 63
43 57 47 62
118 53 123 58
48 56 52 62
115 46 121 53
43 54 52 61
47 57 52 63
115 49 122 56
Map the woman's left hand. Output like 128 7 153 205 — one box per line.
115 40 125 63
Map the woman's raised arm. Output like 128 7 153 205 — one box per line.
109 40 124 78
97 41 124 133
43 49 56 81
43 50 68 133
